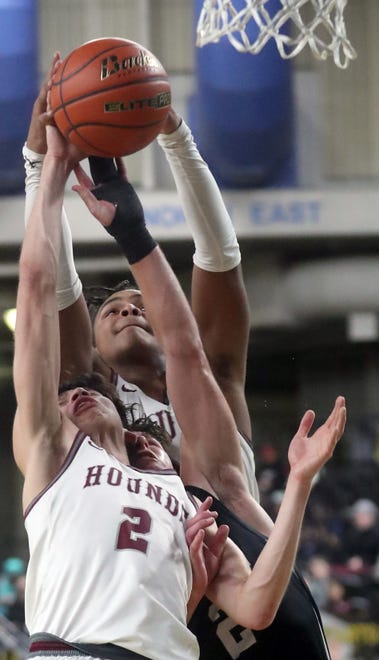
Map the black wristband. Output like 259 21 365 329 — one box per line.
89 157 118 185
92 177 156 264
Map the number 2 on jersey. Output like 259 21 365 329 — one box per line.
116 506 152 553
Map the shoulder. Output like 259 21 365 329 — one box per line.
20 414 80 505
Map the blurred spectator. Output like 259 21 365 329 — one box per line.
305 555 375 624
326 578 352 620
299 498 342 563
256 441 288 493
7 574 26 631
265 489 284 520
0 557 25 618
305 555 333 610
338 499 379 574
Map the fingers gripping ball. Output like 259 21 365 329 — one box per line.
50 37 171 157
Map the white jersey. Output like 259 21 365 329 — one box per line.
114 373 182 464
114 373 260 501
24 432 199 660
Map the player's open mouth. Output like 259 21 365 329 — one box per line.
74 398 96 415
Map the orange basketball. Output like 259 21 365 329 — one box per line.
50 37 171 157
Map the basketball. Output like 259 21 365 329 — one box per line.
50 37 171 157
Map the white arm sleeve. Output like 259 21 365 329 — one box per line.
23 144 82 310
157 120 240 272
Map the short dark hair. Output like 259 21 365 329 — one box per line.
126 405 172 453
84 279 137 324
58 372 171 452
59 372 129 427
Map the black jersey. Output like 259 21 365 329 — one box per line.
187 486 331 660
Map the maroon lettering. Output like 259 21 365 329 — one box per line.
83 465 105 488
180 506 190 524
165 493 179 516
146 482 162 504
83 465 190 524
107 467 122 486
126 477 142 494
151 410 176 440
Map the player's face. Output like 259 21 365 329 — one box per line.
125 430 173 471
93 289 164 367
58 387 121 432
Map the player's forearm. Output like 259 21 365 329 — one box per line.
157 119 240 272
158 119 250 428
24 146 89 380
130 246 200 353
15 156 67 430
24 145 83 311
234 473 311 629
209 472 311 630
23 156 67 266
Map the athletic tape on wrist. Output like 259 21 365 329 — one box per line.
89 156 119 185
91 177 156 264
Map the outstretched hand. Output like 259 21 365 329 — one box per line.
25 51 87 168
287 396 346 483
73 157 147 242
186 496 229 618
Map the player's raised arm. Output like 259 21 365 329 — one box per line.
23 55 93 383
14 123 84 501
205 397 346 629
158 110 259 502
158 110 252 440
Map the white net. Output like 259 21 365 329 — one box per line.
196 0 357 69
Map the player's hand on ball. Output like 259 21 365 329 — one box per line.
45 123 87 168
26 52 62 154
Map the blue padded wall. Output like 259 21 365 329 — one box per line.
193 0 295 188
0 0 38 194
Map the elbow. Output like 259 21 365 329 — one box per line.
249 608 276 631
19 248 56 294
238 600 279 631
19 257 41 285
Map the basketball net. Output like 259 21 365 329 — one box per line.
196 0 357 69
